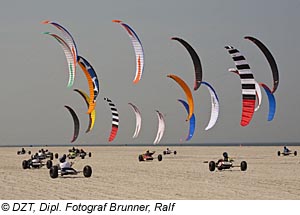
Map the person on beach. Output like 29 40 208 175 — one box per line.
144 150 155 157
223 152 229 162
283 146 290 154
216 152 232 166
59 154 75 173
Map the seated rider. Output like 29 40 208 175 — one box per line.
217 152 230 165
223 152 229 162
31 152 39 160
59 154 75 173
21 148 25 154
38 150 43 157
166 148 171 153
145 150 154 157
283 146 290 153
29 153 40 167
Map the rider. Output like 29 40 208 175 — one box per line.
283 146 290 154
223 152 229 162
29 153 41 167
217 152 230 166
31 152 39 160
144 150 155 157
80 149 86 155
59 154 75 172
38 150 43 157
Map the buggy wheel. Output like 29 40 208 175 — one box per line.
138 155 144 162
209 161 216 171
50 153 54 160
17 151 20 155
174 151 177 155
28 151 31 155
163 151 166 155
277 151 280 156
46 160 53 169
22 160 28 169
83 165 92 177
294 151 297 156
55 153 59 159
88 152 92 157
158 154 163 161
241 161 247 171
49 166 58 179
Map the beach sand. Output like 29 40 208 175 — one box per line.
1 146 300 200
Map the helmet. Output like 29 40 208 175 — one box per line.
59 157 66 163
223 152 228 158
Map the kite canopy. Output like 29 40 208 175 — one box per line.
104 97 119 142
229 68 262 112
225 46 256 126
74 89 96 133
42 20 78 61
64 105 80 143
171 37 202 91
43 32 76 88
153 110 165 145
178 99 195 141
201 82 220 130
112 20 144 84
167 74 194 121
244 36 279 93
77 56 97 114
260 83 276 121
42 21 78 87
128 103 142 138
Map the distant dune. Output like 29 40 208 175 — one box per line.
1 146 300 200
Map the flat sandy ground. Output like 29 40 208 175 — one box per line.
1 146 300 200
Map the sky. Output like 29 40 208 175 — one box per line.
1 0 300 146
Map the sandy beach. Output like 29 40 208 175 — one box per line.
1 146 300 200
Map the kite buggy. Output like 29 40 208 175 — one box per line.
49 154 92 179
138 151 163 162
277 146 297 156
208 152 247 171
67 148 92 159
22 153 53 169
54 147 92 160
17 148 31 155
163 148 177 155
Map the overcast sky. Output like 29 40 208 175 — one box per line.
1 0 299 146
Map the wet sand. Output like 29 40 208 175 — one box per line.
1 146 300 199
